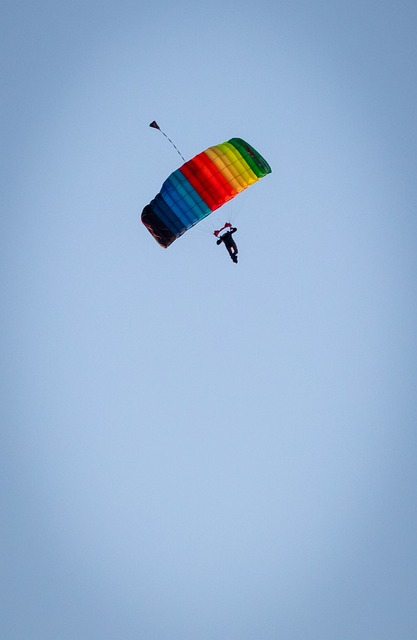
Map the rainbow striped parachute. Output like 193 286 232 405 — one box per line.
141 137 271 248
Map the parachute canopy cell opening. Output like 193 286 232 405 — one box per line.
141 138 271 248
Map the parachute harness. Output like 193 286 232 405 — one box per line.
213 222 232 237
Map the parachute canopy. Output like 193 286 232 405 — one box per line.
141 138 271 248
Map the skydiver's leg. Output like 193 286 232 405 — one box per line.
226 246 237 262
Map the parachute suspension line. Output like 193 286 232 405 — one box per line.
149 121 186 162
228 188 249 226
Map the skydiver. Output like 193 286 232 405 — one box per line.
214 223 238 263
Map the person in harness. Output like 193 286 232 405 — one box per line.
214 223 238 263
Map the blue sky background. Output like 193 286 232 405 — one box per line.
2 1 417 638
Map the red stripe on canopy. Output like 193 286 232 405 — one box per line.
179 152 237 211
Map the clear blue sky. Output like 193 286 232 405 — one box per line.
2 1 417 639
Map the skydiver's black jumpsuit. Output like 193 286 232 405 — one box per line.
216 227 238 263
